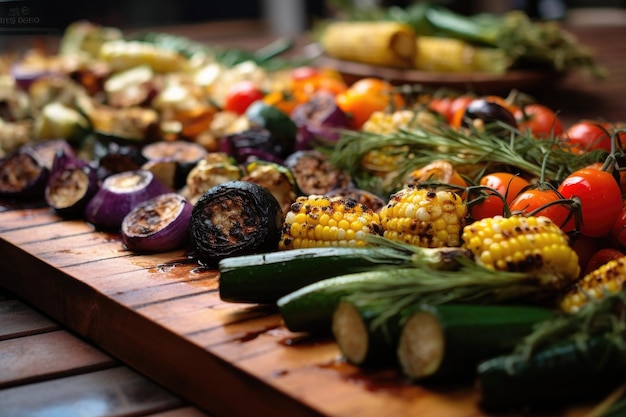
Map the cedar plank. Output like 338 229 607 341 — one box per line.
0 367 183 417
0 330 117 388
0 299 59 340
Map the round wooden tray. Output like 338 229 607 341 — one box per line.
316 54 566 94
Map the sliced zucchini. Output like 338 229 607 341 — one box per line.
218 247 410 304
397 304 553 382
332 299 403 367
477 335 626 411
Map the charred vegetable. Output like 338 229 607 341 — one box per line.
45 147 99 217
189 181 283 267
290 92 349 151
325 187 386 213
220 127 288 165
85 169 170 230
121 192 192 252
284 150 352 196
141 140 208 189
0 140 73 199
241 160 298 214
181 152 242 204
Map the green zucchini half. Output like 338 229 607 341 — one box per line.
397 304 554 382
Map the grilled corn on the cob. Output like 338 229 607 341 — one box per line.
321 21 417 69
461 215 580 290
559 257 626 314
278 195 383 250
414 36 510 74
380 186 467 248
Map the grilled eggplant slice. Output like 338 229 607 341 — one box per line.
284 150 352 196
189 180 283 267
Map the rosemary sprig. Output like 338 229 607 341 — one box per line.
331 123 604 195
335 260 546 332
513 290 626 359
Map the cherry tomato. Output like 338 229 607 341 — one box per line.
557 168 623 237
336 78 404 130
468 172 530 220
560 120 619 154
509 187 573 231
515 104 564 138
583 247 625 276
430 95 476 125
223 80 265 115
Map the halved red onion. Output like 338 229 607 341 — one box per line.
121 192 192 253
85 169 170 230
45 147 99 218
0 139 72 200
290 92 349 151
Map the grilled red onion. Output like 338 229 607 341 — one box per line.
121 192 192 252
45 147 99 218
0 140 72 200
290 92 349 150
85 169 170 230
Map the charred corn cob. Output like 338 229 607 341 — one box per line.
278 195 383 250
99 40 188 73
321 21 417 69
380 186 467 248
559 257 626 314
414 36 510 74
461 215 580 290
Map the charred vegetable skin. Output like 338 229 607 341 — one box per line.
0 140 72 199
121 192 192 253
85 169 171 230
189 181 283 267
45 148 99 217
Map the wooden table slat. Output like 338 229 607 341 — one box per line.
0 367 185 417
0 299 59 340
0 330 118 388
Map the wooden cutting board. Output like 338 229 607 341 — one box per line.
0 206 598 417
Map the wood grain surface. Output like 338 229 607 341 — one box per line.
0 206 599 417
0 288 212 417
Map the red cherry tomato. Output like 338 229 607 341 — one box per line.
468 172 530 220
223 81 265 115
583 247 625 276
509 187 573 231
557 168 623 238
560 120 616 154
515 104 564 138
